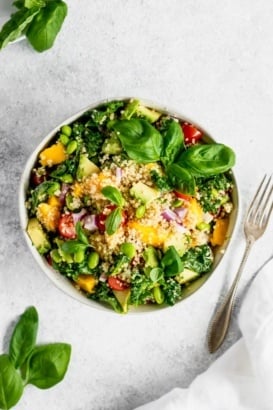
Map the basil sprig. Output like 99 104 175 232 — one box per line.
0 0 68 52
0 306 71 409
105 207 123 236
61 221 90 254
101 186 124 207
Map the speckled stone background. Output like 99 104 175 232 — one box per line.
0 1 273 409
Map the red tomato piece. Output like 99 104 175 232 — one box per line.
108 276 130 291
58 213 76 239
31 170 46 186
182 123 202 144
174 191 192 201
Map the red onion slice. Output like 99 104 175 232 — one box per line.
174 207 187 221
82 214 98 232
72 209 87 223
116 167 122 184
161 209 177 221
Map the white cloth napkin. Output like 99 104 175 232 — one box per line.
135 258 273 410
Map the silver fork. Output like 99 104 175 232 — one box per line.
208 174 273 353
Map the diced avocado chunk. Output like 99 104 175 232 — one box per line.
143 246 159 267
27 218 51 255
76 154 100 181
122 99 161 123
163 233 188 257
113 289 131 313
176 268 199 285
54 238 73 263
130 182 160 204
102 135 122 154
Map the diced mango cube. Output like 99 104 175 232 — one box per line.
37 202 61 231
76 275 97 293
39 142 67 167
128 221 168 247
211 218 229 246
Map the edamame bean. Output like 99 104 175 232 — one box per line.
60 174 73 184
47 181 60 195
59 134 70 146
88 252 99 269
172 199 183 208
66 140 77 154
136 205 146 219
120 242 136 259
61 124 72 137
74 249 85 263
50 249 62 263
153 286 164 304
196 222 210 231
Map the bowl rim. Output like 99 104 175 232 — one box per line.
19 96 240 314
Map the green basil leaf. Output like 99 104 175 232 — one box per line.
113 119 163 163
24 0 46 8
25 343 71 389
161 120 184 167
26 0 67 52
161 246 183 277
0 354 24 410
166 163 196 195
75 222 89 245
13 1 25 9
9 306 39 369
61 240 87 254
0 7 40 50
149 267 164 283
177 143 236 176
105 208 122 235
101 186 124 207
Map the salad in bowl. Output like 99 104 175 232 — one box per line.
21 98 238 313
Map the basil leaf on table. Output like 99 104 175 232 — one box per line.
25 343 71 389
0 7 40 50
26 0 68 52
166 163 196 195
177 143 236 176
105 207 122 235
161 120 184 167
0 354 24 410
9 306 38 369
113 119 163 163
101 186 124 207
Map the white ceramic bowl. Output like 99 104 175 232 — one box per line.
19 98 239 313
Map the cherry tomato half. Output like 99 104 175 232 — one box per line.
174 191 192 201
108 276 130 291
182 123 202 144
58 213 76 239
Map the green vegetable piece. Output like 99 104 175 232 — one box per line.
59 174 73 183
149 267 163 283
0 354 24 410
76 154 100 181
161 246 183 277
135 204 146 219
0 7 40 50
61 124 72 137
143 246 159 267
196 221 210 231
66 140 78 155
163 231 188 257
9 306 39 369
65 193 81 211
181 245 213 274
101 186 124 207
27 218 51 254
121 99 139 120
153 286 164 304
161 120 184 167
130 181 160 204
122 99 161 123
177 143 236 177
166 163 196 195
120 242 136 259
87 252 100 269
50 249 62 263
26 0 68 52
176 268 199 285
59 133 69 146
25 343 71 389
74 249 85 263
105 207 122 235
112 289 131 313
102 135 122 154
75 222 89 245
24 0 46 8
150 170 171 192
61 240 87 255
172 199 183 208
47 181 60 195
110 255 129 276
113 119 163 163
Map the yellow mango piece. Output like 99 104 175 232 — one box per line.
72 182 84 198
211 218 229 246
184 198 203 229
39 142 67 167
76 275 97 293
128 221 168 247
47 195 61 208
37 203 61 232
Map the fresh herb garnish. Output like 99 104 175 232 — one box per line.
101 186 125 207
0 306 71 409
0 0 68 52
105 207 123 235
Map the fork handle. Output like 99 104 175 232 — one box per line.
208 237 255 353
